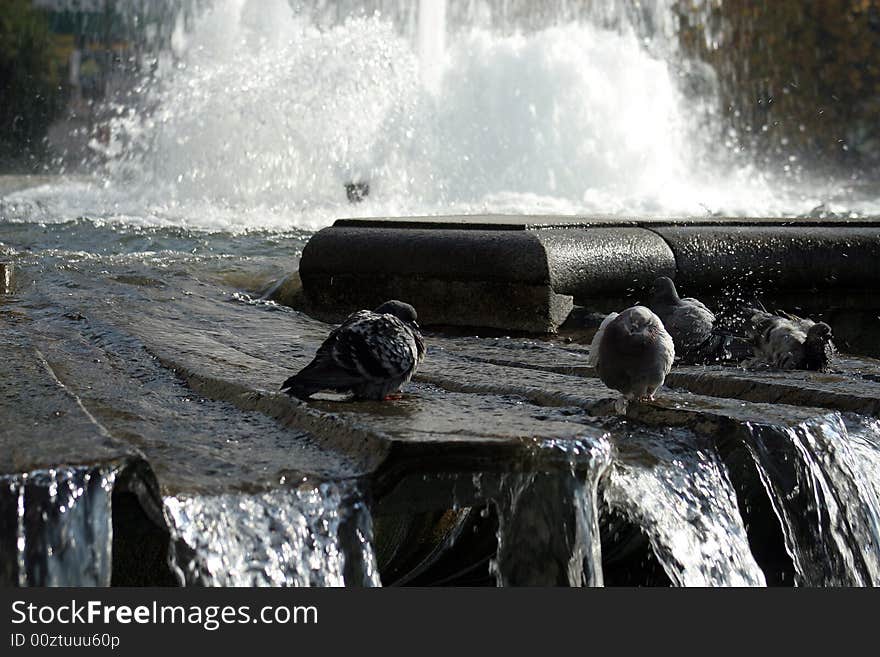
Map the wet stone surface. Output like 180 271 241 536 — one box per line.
2 238 880 586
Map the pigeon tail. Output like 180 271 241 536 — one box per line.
281 357 363 399
281 376 321 400
682 329 752 364
588 311 619 367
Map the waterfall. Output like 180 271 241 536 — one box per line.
743 414 880 586
164 481 381 587
603 427 766 587
844 415 880 508
490 437 611 586
0 466 117 587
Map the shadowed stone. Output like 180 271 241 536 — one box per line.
298 225 573 332
297 216 880 338
656 225 880 291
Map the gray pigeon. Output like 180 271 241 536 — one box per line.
649 276 717 362
744 308 835 372
282 300 425 400
588 306 675 410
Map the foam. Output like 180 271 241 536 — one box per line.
3 0 877 233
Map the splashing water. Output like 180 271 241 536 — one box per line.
0 466 117 587
6 0 878 233
844 415 880 509
164 481 381 586
603 428 766 587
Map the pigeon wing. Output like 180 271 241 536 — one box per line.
667 301 715 350
282 310 384 396
746 309 807 368
330 314 419 382
588 312 619 367
682 297 716 319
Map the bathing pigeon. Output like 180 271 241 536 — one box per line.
588 306 675 410
744 307 835 371
648 276 717 362
282 300 425 400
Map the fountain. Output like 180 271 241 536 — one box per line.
1 0 879 587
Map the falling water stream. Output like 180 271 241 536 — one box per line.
490 437 612 586
0 467 117 587
164 482 380 587
743 415 880 586
603 427 765 587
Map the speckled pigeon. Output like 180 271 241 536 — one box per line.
588 306 675 410
282 300 426 400
744 307 835 371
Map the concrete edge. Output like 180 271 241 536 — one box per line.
294 216 880 335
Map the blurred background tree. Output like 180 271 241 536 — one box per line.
0 0 64 170
678 0 880 167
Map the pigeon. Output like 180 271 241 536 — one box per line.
648 276 718 363
282 300 425 400
744 308 835 371
588 306 675 411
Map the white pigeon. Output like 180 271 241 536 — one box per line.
744 308 835 371
282 300 425 400
589 306 675 411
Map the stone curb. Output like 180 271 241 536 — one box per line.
295 216 880 333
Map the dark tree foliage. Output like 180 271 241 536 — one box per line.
678 0 880 166
0 0 64 167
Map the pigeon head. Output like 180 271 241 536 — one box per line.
622 306 660 338
651 276 680 303
804 322 834 371
807 321 833 342
374 300 419 324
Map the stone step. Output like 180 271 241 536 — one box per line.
425 334 880 417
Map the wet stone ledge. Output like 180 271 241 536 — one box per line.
0 318 153 586
3 234 880 587
291 215 880 335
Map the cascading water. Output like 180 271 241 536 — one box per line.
490 437 611 586
164 481 381 586
844 415 880 509
603 427 766 587
0 466 117 587
743 414 880 586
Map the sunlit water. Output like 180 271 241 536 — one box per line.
1 467 117 586
3 0 879 234
165 482 380 586
744 415 880 586
2 0 880 587
490 437 611 586
604 427 765 587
